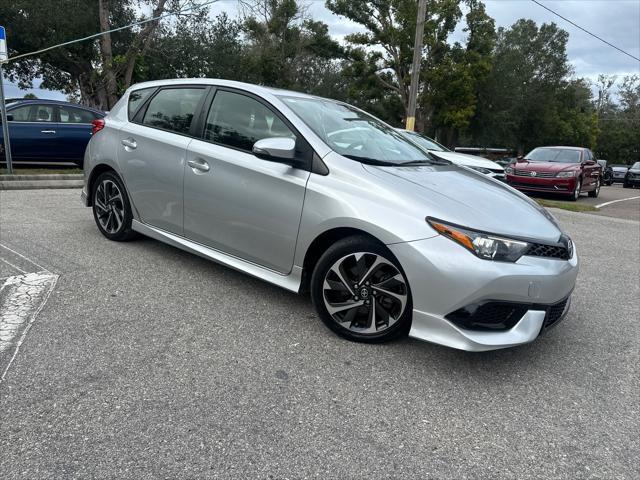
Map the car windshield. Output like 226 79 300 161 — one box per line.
279 96 435 166
397 130 448 152
631 162 640 169
525 148 582 163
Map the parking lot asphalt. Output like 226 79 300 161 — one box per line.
0 189 638 479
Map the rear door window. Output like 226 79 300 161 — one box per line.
141 88 205 135
204 90 295 151
58 106 96 123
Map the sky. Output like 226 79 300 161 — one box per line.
3 0 639 100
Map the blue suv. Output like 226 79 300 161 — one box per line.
1 99 105 167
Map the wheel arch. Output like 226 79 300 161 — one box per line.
299 227 386 293
86 164 120 206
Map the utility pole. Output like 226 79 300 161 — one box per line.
406 0 427 132
0 26 12 174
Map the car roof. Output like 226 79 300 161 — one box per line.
127 78 328 102
7 98 104 114
535 146 585 151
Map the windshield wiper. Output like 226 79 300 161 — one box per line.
398 159 438 166
342 154 398 166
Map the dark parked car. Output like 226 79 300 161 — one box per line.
505 146 602 201
0 99 105 167
597 159 614 185
610 164 630 184
623 162 640 188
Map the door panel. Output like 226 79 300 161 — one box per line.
56 106 97 162
117 122 191 234
184 139 309 273
7 104 59 160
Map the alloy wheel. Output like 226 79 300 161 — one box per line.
95 179 125 234
573 180 581 200
322 252 408 334
595 178 600 195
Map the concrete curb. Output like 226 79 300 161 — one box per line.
0 174 84 190
1 174 84 181
0 180 84 190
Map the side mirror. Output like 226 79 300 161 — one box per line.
5 114 13 122
252 137 296 162
516 155 524 162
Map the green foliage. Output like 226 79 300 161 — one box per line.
595 75 640 164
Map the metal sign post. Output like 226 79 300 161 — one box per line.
0 26 13 174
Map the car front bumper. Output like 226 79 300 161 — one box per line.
506 174 577 195
388 235 579 351
624 175 640 185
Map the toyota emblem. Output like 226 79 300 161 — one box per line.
531 171 537 177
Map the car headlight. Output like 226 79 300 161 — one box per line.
469 166 492 175
427 218 530 262
505 166 513 174
556 170 576 178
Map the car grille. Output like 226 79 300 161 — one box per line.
446 296 571 332
525 242 571 260
543 297 570 329
509 181 569 191
446 302 528 331
514 169 555 178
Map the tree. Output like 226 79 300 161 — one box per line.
241 0 342 91
595 75 640 164
469 19 576 153
424 0 495 145
0 0 188 109
326 0 463 125
22 93 38 99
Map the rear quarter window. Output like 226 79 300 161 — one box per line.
128 87 155 120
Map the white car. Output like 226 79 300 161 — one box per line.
397 129 505 181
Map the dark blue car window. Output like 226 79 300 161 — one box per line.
59 106 95 123
10 104 32 121
33 105 55 122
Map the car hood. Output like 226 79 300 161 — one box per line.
430 151 504 171
515 161 580 172
363 164 562 243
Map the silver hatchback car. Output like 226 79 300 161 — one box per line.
82 79 578 351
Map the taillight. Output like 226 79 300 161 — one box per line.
91 118 105 135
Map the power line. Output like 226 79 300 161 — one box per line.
530 0 640 62
3 0 219 64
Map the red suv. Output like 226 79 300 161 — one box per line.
506 146 601 201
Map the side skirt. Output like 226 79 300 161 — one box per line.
131 220 303 293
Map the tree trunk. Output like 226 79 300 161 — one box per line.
98 0 119 108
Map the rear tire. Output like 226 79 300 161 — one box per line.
310 236 412 343
623 181 631 188
92 171 138 241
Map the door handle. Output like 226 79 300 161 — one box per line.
121 138 137 150
187 158 210 173
41 130 56 134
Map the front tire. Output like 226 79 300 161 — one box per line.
92 171 137 241
310 236 412 343
569 178 582 201
588 177 600 198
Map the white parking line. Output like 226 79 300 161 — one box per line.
0 243 50 273
0 257 28 274
595 196 640 209
0 272 59 385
